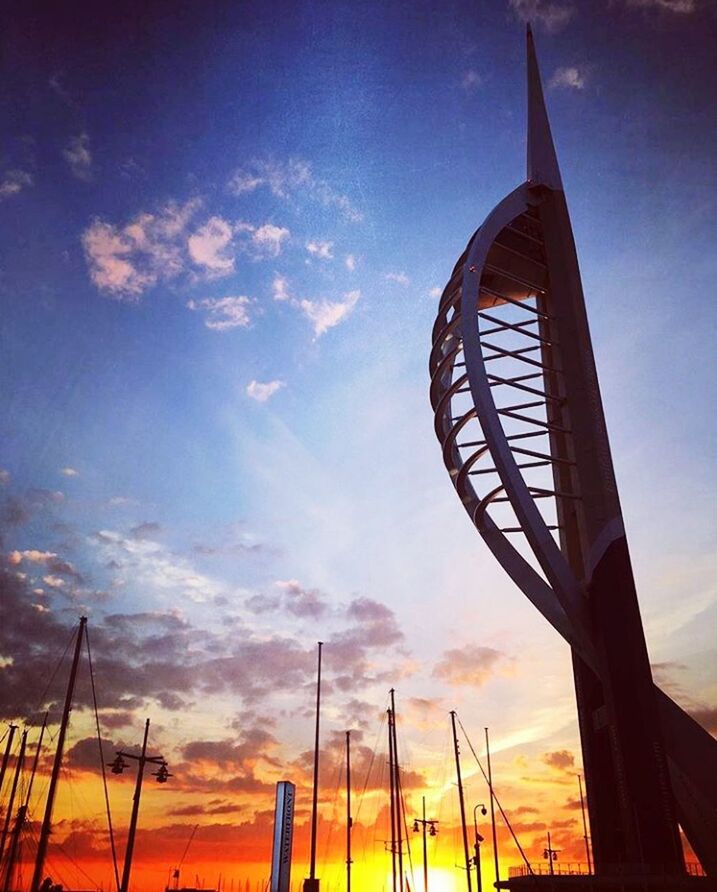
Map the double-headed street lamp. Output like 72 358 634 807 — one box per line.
110 718 171 892
472 804 487 892
543 832 560 877
412 796 439 892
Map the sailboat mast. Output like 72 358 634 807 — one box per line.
390 690 404 892
2 716 47 892
0 729 27 862
345 730 352 892
388 708 397 892
484 728 500 888
31 616 87 892
450 712 472 892
304 641 323 892
0 725 18 797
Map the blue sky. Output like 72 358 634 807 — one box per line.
1 0 716 883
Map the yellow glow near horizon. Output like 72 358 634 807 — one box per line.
383 867 462 892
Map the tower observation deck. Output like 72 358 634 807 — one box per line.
429 27 717 890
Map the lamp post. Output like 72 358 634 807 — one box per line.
472 804 487 892
412 796 438 892
543 832 560 877
110 719 171 892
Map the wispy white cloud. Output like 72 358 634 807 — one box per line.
306 240 334 260
429 286 442 299
461 69 482 91
49 72 71 102
188 216 235 275
60 467 80 477
83 198 200 297
187 296 253 331
0 470 11 485
345 254 356 272
270 275 360 337
228 158 363 223
508 0 575 32
63 132 93 181
94 529 224 604
626 0 695 11
299 290 360 337
272 274 291 302
385 271 410 286
0 169 33 201
246 380 285 403
549 66 587 90
251 223 290 258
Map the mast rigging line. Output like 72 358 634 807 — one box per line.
353 708 387 824
178 823 200 872
455 715 534 874
85 625 121 892
32 629 76 720
395 745 415 888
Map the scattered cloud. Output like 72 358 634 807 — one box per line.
345 254 356 271
0 470 10 485
108 496 138 507
429 286 442 298
272 274 291 302
385 271 410 286
298 290 360 337
82 199 200 297
251 223 290 258
1 488 66 530
130 521 162 540
187 296 253 331
187 216 235 276
60 467 79 477
626 0 695 11
461 69 482 91
508 0 575 32
433 644 509 687
306 240 333 260
246 380 285 403
7 549 83 583
276 579 329 620
63 132 93 180
543 749 576 771
0 169 33 201
49 72 73 105
227 158 363 223
549 66 587 90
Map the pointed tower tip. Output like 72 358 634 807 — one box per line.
526 27 563 191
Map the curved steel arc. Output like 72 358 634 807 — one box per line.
430 187 717 878
430 30 717 876
479 514 595 663
459 183 590 641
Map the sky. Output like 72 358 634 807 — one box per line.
1 0 716 889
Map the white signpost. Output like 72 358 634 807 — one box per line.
270 781 295 892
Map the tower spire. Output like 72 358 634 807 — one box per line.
526 24 563 191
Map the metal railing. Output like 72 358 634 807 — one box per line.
508 862 706 879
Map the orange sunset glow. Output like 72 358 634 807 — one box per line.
1 1 716 892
